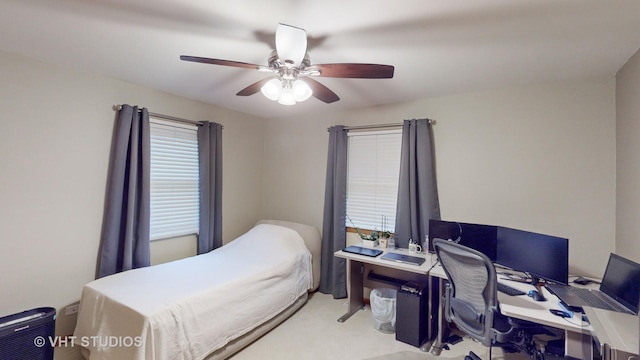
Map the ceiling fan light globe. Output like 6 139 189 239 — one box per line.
277 88 296 106
261 78 282 101
293 80 313 102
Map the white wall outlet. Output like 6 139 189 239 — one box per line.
65 304 79 316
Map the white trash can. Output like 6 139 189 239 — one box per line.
370 288 397 333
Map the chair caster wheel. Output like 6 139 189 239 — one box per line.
532 350 544 360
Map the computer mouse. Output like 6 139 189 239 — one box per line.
549 309 571 318
573 276 594 285
528 289 547 301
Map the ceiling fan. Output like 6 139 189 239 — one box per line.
180 23 395 105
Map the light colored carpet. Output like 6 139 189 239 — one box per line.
231 292 484 360
231 292 552 360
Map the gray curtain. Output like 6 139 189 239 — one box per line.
197 121 223 254
319 125 348 298
97 104 151 278
394 119 440 249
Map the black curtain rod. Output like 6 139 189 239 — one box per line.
327 118 436 132
112 105 222 128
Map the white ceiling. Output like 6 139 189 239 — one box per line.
1 0 639 119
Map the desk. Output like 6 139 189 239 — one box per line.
334 247 438 350
335 248 593 358
428 263 593 358
334 247 434 322
584 306 639 360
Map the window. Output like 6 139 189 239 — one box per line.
149 118 200 240
346 129 402 232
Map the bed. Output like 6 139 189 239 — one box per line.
74 220 321 360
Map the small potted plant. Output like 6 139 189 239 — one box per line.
358 229 379 247
378 230 392 248
347 215 394 248
348 215 379 247
378 215 392 248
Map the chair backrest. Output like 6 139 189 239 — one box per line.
433 238 499 346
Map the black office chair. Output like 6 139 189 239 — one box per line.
433 238 546 360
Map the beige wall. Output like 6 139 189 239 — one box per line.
0 51 264 335
616 48 640 263
262 77 617 279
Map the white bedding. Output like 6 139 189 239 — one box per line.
74 224 313 360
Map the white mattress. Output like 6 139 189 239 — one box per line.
74 224 312 360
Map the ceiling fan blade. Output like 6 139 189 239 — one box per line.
236 77 277 96
314 63 395 79
180 55 261 70
275 23 307 66
303 78 340 103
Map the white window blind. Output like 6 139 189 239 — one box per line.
346 129 402 232
150 118 200 241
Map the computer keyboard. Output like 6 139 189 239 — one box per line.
497 282 526 296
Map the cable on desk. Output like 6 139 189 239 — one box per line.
562 315 589 328
426 253 441 273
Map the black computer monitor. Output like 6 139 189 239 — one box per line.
496 226 569 285
428 219 498 261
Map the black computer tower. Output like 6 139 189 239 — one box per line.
0 307 56 360
395 281 430 347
